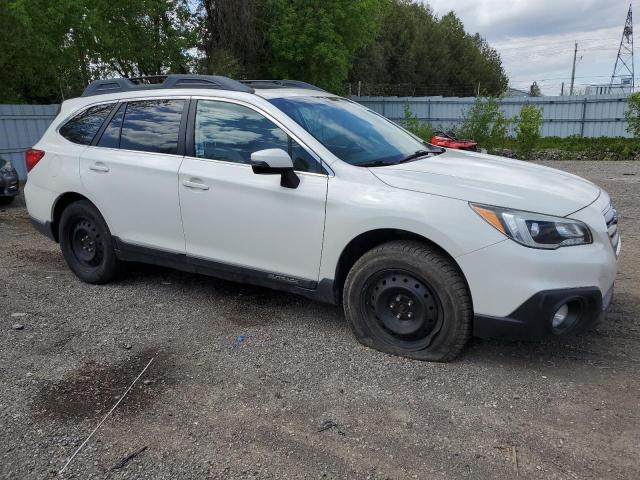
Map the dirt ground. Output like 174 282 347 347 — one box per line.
1 160 639 480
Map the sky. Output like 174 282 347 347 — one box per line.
424 0 636 95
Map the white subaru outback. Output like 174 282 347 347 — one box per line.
24 75 620 361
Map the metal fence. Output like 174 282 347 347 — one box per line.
352 94 632 139
0 104 59 179
0 94 633 180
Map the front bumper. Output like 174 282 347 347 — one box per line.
457 198 618 341
474 286 612 340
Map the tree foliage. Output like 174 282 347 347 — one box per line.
403 103 433 141
263 0 386 93
349 1 508 96
198 0 265 77
0 0 195 103
625 92 640 138
1 0 509 103
459 97 508 153
515 105 543 157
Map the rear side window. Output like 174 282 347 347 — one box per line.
120 99 184 154
59 104 114 145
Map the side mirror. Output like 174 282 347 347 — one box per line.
251 148 300 189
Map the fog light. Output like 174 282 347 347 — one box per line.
552 304 569 328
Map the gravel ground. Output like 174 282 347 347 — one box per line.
1 160 639 480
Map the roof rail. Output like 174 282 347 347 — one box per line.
81 74 255 97
239 80 326 92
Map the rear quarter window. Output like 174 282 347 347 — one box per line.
59 104 115 145
119 99 184 155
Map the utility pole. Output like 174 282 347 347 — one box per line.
561 82 564 96
570 41 578 95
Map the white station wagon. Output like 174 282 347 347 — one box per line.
24 75 620 361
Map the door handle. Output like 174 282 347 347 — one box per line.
183 179 210 191
89 163 110 173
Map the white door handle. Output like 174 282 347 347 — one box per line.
183 179 209 191
89 163 110 173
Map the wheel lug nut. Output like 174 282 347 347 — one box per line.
390 303 395 308
408 300 413 306
408 313 413 318
396 314 401 319
396 296 401 302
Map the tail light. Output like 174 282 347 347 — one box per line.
25 148 45 172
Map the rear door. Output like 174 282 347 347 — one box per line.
79 98 187 253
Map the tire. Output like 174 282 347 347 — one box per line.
0 196 15 206
58 200 122 284
343 240 472 362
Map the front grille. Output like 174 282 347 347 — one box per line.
603 203 620 256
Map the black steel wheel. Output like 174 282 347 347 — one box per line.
70 219 104 267
59 200 122 284
363 270 443 351
344 240 472 362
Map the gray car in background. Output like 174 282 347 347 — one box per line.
0 158 19 205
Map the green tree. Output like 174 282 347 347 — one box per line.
0 0 195 103
349 1 508 97
198 0 266 78
459 97 508 152
265 0 387 93
625 92 640 137
403 103 433 141
515 105 543 157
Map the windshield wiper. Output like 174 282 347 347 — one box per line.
358 149 437 168
398 149 432 164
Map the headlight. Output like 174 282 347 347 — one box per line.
470 203 592 249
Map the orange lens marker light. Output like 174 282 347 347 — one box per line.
471 205 507 235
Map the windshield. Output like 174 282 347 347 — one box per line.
269 96 441 166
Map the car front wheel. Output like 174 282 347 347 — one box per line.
343 240 472 362
59 200 122 284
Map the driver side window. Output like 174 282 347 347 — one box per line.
194 100 322 173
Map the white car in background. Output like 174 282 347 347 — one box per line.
24 75 620 361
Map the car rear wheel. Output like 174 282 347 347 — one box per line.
59 200 122 284
0 196 15 206
343 240 472 362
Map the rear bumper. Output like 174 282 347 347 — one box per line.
474 286 612 340
30 217 56 241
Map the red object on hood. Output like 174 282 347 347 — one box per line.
430 132 478 151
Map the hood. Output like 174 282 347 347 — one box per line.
370 149 600 216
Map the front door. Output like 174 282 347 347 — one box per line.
179 99 328 284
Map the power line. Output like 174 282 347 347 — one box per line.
494 36 622 52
